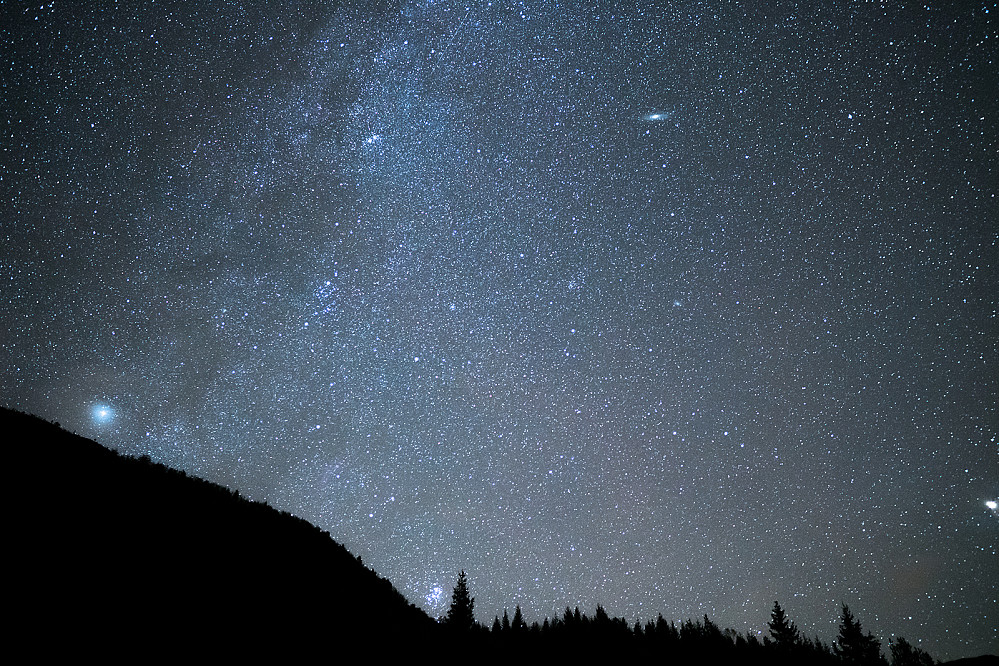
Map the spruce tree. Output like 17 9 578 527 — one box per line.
444 571 476 631
512 605 525 632
768 601 800 648
835 605 884 666
889 636 935 666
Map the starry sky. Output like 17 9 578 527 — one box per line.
2 0 996 658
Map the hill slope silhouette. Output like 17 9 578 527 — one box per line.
7 407 995 663
5 407 436 656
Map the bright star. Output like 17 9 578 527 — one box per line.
91 403 115 425
987 500 998 511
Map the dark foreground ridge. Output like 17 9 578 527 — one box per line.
6 407 995 663
5 407 436 657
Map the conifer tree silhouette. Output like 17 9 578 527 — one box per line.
444 571 475 631
768 601 800 648
888 636 935 666
835 605 885 666
512 605 525 633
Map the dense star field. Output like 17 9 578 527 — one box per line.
2 1 995 659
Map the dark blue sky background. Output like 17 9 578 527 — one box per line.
3 1 995 659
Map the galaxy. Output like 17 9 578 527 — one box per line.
2 1 995 659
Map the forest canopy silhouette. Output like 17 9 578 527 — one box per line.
6 407 992 664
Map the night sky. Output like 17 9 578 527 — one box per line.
3 1 996 659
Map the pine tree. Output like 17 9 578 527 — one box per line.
768 601 800 648
444 571 476 631
702 614 726 646
594 604 610 626
835 605 884 666
512 605 526 632
889 636 935 666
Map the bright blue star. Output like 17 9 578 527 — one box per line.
91 403 115 425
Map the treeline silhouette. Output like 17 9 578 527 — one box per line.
6 407 993 663
439 569 951 664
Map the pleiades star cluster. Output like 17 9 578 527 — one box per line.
2 1 995 659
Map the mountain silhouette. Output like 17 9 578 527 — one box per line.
5 407 436 658
7 407 995 663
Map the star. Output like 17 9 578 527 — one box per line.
4 2 993 659
91 404 115 425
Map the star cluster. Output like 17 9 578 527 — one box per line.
2 1 995 659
